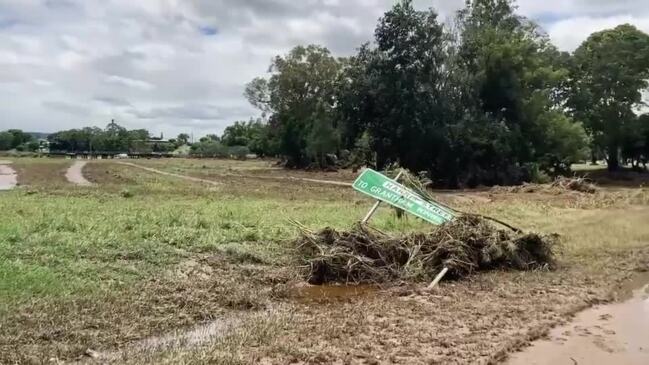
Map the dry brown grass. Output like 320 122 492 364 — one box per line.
11 158 70 188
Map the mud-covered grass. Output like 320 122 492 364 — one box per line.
2 159 649 364
132 157 360 183
9 157 71 188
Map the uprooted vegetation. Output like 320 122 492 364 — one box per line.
492 176 598 194
295 216 558 285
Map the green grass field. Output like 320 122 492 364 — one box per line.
2 158 649 364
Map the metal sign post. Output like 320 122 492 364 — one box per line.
361 171 403 224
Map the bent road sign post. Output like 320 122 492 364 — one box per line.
353 169 455 225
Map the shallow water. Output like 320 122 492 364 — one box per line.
508 273 649 365
0 163 17 190
294 284 378 303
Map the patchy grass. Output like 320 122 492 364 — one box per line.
9 157 71 188
1 159 649 364
133 157 360 182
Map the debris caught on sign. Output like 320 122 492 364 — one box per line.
293 216 558 285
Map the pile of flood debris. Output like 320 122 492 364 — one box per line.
492 177 598 194
295 216 558 285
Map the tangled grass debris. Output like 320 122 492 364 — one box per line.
492 176 598 194
294 216 558 285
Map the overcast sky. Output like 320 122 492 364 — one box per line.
1 0 648 138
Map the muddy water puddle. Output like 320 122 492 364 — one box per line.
508 272 649 365
294 284 379 303
0 163 17 190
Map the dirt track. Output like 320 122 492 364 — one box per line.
65 161 92 186
117 161 224 186
0 161 17 190
120 161 352 187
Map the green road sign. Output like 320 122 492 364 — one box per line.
353 169 455 225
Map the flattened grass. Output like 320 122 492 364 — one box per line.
10 157 71 188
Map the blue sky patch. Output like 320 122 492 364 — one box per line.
198 25 218 36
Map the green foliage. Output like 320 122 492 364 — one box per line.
176 133 190 146
306 103 340 168
17 140 40 152
535 112 589 174
0 129 35 151
569 24 649 171
199 134 220 143
0 131 14 150
189 140 251 158
190 140 228 157
245 45 342 167
47 121 179 154
231 0 635 183
221 119 274 156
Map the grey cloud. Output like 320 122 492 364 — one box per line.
128 103 252 121
94 96 132 107
1 0 648 137
42 100 89 116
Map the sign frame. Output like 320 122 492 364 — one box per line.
353 168 455 225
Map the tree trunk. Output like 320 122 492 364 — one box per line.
607 142 620 171
375 151 387 170
590 150 597 165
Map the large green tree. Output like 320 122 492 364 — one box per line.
245 45 342 167
570 24 649 171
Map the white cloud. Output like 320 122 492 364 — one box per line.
0 0 648 136
547 15 649 51
104 75 155 90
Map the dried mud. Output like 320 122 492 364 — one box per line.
0 163 17 190
65 161 93 186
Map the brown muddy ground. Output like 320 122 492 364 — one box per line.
62 248 649 365
4 161 649 365
507 273 649 365
0 162 17 190
65 161 93 186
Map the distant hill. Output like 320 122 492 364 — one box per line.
27 132 50 140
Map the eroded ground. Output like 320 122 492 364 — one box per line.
1 158 649 364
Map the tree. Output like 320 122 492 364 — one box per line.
0 132 13 150
570 24 649 171
221 121 252 146
47 122 152 153
190 140 227 157
336 0 449 172
176 133 190 146
7 129 33 149
245 45 342 167
450 0 587 182
306 103 339 168
199 134 220 143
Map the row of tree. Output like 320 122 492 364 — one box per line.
229 0 649 187
0 130 41 152
46 121 178 153
1 121 262 157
